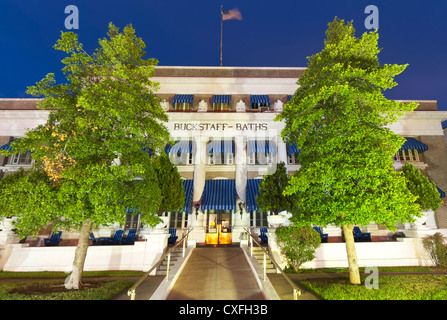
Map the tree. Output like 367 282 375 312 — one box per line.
401 162 442 212
256 162 297 215
275 225 321 272
275 18 421 284
154 153 185 215
0 23 170 289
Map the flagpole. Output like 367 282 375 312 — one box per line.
220 5 223 67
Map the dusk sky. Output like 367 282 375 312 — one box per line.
1 1 446 110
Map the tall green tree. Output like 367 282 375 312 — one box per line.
401 162 442 212
275 18 421 284
0 23 170 289
256 162 297 215
154 153 185 215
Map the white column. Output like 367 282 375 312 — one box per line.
277 138 288 165
190 136 208 243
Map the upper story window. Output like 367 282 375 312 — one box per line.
250 95 270 110
0 138 33 167
393 137 427 164
8 151 33 165
166 140 194 165
287 142 301 165
212 95 232 111
247 139 276 165
172 94 194 111
208 139 234 165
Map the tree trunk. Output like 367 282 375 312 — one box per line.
342 224 361 285
65 219 92 289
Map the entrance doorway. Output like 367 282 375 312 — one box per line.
205 210 232 245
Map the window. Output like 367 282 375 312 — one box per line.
124 213 141 231
250 211 270 227
208 140 234 165
212 95 231 111
288 153 299 165
393 149 421 162
250 95 270 110
172 94 194 111
213 102 231 111
8 151 32 165
169 211 187 229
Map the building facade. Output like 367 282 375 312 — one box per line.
1 66 447 245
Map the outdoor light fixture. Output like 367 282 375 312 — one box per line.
238 202 244 219
195 203 200 219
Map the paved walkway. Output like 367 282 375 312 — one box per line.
167 247 265 300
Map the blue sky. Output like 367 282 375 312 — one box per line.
1 0 446 110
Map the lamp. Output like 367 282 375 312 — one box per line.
238 202 245 219
194 203 200 220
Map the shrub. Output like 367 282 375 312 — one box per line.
275 225 321 272
422 233 447 268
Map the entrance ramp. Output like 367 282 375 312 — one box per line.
166 247 265 300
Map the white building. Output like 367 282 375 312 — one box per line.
1 66 447 246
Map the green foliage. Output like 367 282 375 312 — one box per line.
154 153 185 214
256 162 297 214
0 23 170 237
274 225 321 272
401 162 442 212
275 17 420 230
423 233 447 268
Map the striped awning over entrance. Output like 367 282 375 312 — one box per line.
399 137 428 153
182 179 194 213
201 179 236 211
247 140 276 154
246 179 262 212
212 95 231 104
207 140 234 154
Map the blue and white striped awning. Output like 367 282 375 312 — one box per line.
399 137 428 153
166 140 193 154
172 94 194 105
248 140 276 154
246 179 262 212
201 179 236 211
212 95 231 104
0 139 19 152
208 140 234 154
182 179 194 213
250 95 270 105
437 186 446 198
287 142 301 156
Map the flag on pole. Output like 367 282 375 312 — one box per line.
222 8 242 21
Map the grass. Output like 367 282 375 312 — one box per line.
0 270 143 300
0 279 134 300
297 273 447 300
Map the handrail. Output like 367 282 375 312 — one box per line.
127 227 194 300
243 227 301 300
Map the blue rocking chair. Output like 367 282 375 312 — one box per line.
105 230 124 245
313 227 329 243
168 229 178 245
121 229 137 245
44 231 62 246
259 228 268 244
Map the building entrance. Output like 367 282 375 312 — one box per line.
205 210 232 245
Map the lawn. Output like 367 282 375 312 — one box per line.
298 273 447 300
0 271 142 300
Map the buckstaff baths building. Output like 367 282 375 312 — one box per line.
1 66 447 245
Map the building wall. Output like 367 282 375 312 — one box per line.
420 135 447 228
